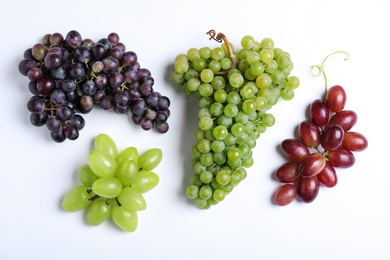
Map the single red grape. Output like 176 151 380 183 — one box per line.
310 99 329 126
321 124 344 151
298 120 321 148
298 153 326 178
325 85 347 112
298 176 320 203
275 162 300 183
342 132 368 152
280 139 310 163
273 184 298 206
317 162 338 188
327 147 355 168
327 110 357 132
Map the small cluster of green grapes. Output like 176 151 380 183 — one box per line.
171 31 300 209
62 133 162 232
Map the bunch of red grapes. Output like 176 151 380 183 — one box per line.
273 84 368 206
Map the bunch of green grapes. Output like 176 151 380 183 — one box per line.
171 30 300 209
63 133 162 232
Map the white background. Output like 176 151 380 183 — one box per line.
1 0 389 259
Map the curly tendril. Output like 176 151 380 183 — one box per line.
310 51 350 94
206 29 237 71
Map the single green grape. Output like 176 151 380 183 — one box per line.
224 103 239 118
111 205 138 232
198 107 212 119
175 54 187 62
227 147 242 161
241 35 255 50
235 111 249 124
131 170 159 193
116 159 138 186
185 68 198 81
229 73 244 88
217 115 233 128
213 189 225 202
194 128 205 141
277 54 291 69
211 47 225 61
194 197 207 208
187 78 200 92
208 60 221 73
229 171 242 186
271 70 285 84
171 71 185 85
95 133 118 159
240 85 255 99
242 99 257 114
192 58 207 71
191 144 201 158
281 87 294 100
260 37 274 49
254 96 267 110
199 47 211 59
242 156 254 168
116 146 139 166
231 123 245 137
259 48 274 64
63 185 92 212
285 75 300 89
198 117 213 131
216 170 230 185
249 61 265 76
199 185 213 200
199 83 213 97
197 138 211 153
223 133 237 147
78 164 98 187
210 102 224 117
88 150 118 177
87 199 111 226
226 91 241 104
175 59 189 74
211 76 226 91
199 96 213 108
200 69 214 83
138 148 162 171
256 73 272 90
91 176 122 198
186 185 199 199
238 60 250 73
200 171 213 184
213 152 227 165
200 152 214 166
261 113 276 127
186 48 200 62
246 51 260 64
117 186 146 211
213 125 228 140
220 57 232 70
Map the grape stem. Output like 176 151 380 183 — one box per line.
206 29 237 72
88 194 100 202
310 51 349 95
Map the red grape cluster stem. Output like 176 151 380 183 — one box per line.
273 52 368 206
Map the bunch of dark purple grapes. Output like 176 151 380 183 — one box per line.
18 30 170 143
272 85 368 206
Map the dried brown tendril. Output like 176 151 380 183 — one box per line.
206 29 237 72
